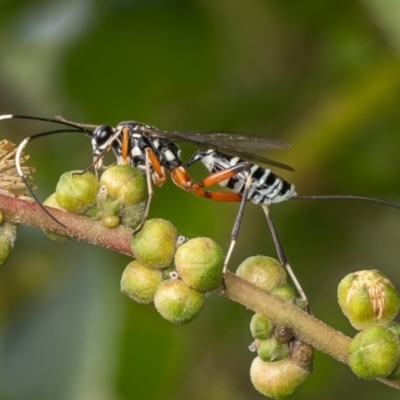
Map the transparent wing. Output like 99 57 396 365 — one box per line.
143 127 294 171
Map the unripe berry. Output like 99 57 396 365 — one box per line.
154 279 204 324
55 171 99 214
121 260 163 304
131 219 178 269
100 165 146 205
174 237 224 292
0 220 18 266
271 283 295 303
43 193 70 241
250 356 309 400
236 256 286 291
349 325 400 379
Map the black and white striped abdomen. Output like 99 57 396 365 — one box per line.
200 150 296 205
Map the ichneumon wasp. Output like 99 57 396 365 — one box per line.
2 113 400 306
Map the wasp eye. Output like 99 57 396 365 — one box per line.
94 124 114 145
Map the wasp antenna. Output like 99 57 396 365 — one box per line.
292 195 400 210
0 114 94 137
15 137 67 228
0 114 14 120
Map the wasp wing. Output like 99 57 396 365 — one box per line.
143 127 294 171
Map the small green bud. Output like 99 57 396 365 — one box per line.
102 215 120 228
0 221 18 266
271 283 295 303
250 356 309 400
250 313 273 340
174 237 224 292
338 270 400 330
236 256 286 291
131 219 178 269
100 165 146 205
43 193 70 241
349 325 400 379
120 260 163 304
257 337 290 362
55 171 99 214
154 279 204 324
294 298 308 311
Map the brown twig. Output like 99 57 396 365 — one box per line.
0 193 399 390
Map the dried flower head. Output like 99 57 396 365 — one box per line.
0 140 35 197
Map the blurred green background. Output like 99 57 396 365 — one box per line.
1 1 400 399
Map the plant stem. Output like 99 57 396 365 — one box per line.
0 193 399 390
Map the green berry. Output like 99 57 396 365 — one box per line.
349 325 400 379
174 237 224 292
271 283 295 303
43 193 70 241
100 165 146 205
102 215 120 228
121 260 163 304
0 221 18 266
55 170 99 214
131 219 178 269
250 356 309 400
250 313 273 340
338 270 400 330
154 279 204 324
236 256 287 291
386 322 400 380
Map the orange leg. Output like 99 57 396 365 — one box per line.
171 162 250 202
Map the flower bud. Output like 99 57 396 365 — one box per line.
250 313 273 340
131 219 178 269
338 270 400 330
236 256 286 291
349 325 400 379
55 171 99 214
250 356 309 400
102 215 121 228
257 337 290 362
120 260 163 304
174 237 224 292
154 279 204 324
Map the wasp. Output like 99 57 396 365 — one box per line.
2 114 400 305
